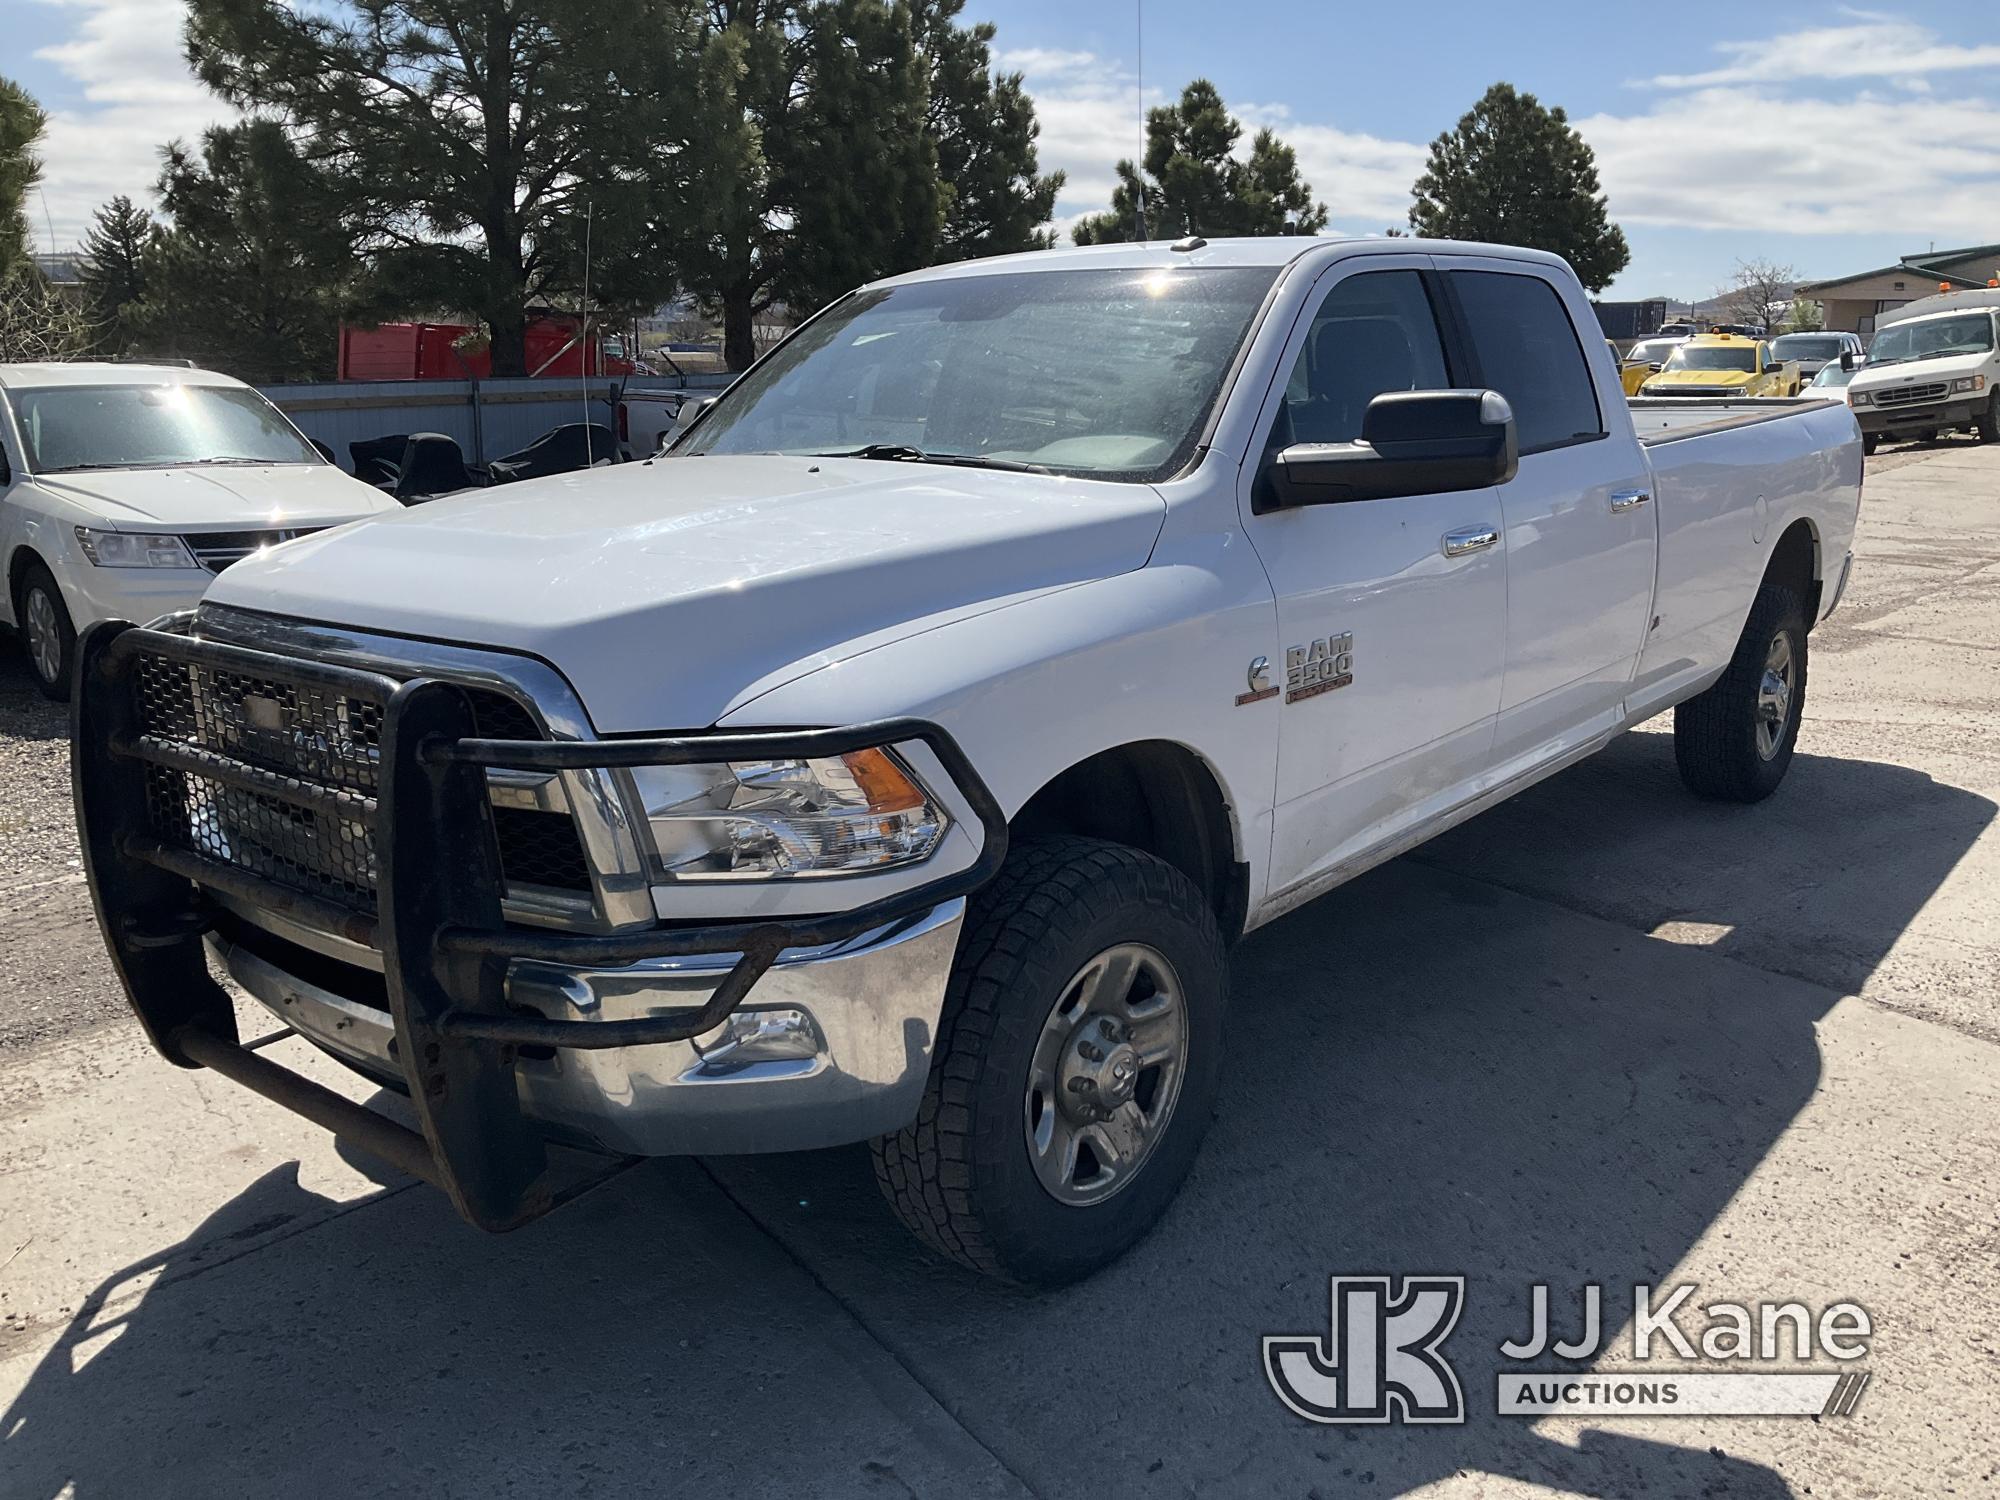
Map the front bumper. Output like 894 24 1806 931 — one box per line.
1856 395 1983 435
72 620 1006 1231
208 898 965 1156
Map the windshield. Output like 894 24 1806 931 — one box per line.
1664 345 1758 372
1867 313 1996 367
13 383 320 473
1773 335 1844 360
682 266 1282 480
1809 364 1856 389
1628 339 1681 364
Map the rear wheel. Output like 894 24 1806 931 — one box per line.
1674 581 1808 802
14 562 75 702
872 837 1227 1286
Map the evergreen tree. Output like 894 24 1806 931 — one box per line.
132 123 356 382
1408 82 1629 293
80 195 157 354
0 77 48 280
184 0 713 373
1070 80 1327 245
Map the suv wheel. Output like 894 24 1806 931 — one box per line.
872 837 1227 1286
15 563 76 702
1673 581 1808 802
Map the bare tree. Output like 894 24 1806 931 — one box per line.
0 273 96 362
1716 258 1797 334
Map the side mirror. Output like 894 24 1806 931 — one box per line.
1839 350 1856 372
1265 389 1519 508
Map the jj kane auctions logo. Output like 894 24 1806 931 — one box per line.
1265 1278 1874 1423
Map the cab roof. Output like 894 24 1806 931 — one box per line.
0 361 246 391
865 235 1576 288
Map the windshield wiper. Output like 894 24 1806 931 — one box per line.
811 443 1051 474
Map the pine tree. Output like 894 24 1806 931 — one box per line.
0 77 47 280
1408 83 1630 293
1070 80 1327 245
80 196 157 354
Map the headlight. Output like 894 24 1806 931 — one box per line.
73 527 198 569
1849 390 1873 407
625 746 947 880
1950 375 1987 394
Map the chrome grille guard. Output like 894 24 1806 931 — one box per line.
72 619 1008 1231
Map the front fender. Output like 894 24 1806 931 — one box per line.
715 553 1282 906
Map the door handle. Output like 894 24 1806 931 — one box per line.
1441 528 1499 558
1609 488 1651 511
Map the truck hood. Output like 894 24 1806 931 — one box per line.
28 463 398 529
206 454 1169 730
1643 368 1758 389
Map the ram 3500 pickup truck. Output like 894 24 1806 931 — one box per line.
73 238 1862 1286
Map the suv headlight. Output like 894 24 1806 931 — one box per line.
1848 390 1873 406
625 747 947 880
1950 375 1987 394
74 527 198 569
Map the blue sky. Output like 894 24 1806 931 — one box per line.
11 0 2000 300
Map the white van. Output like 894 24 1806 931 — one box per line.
1847 289 2000 453
0 363 399 697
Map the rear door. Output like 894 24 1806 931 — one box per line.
1440 260 1659 769
1238 256 1508 899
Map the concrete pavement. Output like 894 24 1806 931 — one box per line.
3 439 1997 1498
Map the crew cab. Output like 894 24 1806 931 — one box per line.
71 239 1862 1286
0 363 398 698
1846 288 2000 454
1639 333 1801 398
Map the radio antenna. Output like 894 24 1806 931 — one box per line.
1134 0 1149 242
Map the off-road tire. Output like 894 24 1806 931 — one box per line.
14 562 76 702
1674 581 1808 802
872 837 1227 1286
1977 391 1999 444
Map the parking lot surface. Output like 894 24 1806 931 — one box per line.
3 440 1997 1498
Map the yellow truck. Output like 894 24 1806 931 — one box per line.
1639 334 1802 398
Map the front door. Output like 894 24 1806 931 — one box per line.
1238 257 1509 902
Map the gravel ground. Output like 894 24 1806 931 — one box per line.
0 645 124 1050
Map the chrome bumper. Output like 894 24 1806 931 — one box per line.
210 898 965 1156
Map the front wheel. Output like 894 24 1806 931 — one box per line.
1978 391 1999 444
14 562 76 702
1674 581 1808 802
1862 432 1880 456
872 837 1227 1286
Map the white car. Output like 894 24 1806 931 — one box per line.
1807 360 1864 403
72 239 1862 1284
0 363 399 697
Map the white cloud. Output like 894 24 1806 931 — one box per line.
1580 88 2000 240
1645 16 2000 89
28 0 237 248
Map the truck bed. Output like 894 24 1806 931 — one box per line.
1629 395 1847 445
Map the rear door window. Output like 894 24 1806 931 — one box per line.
1448 270 1605 454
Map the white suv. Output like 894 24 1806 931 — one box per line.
0 363 399 697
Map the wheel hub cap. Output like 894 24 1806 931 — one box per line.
25 589 60 685
1024 942 1187 1207
1756 632 1793 760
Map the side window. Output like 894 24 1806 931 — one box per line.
1270 270 1451 449
1448 270 1604 454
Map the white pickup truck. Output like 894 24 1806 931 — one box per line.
73 238 1862 1286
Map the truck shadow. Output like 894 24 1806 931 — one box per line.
2 735 1991 1498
